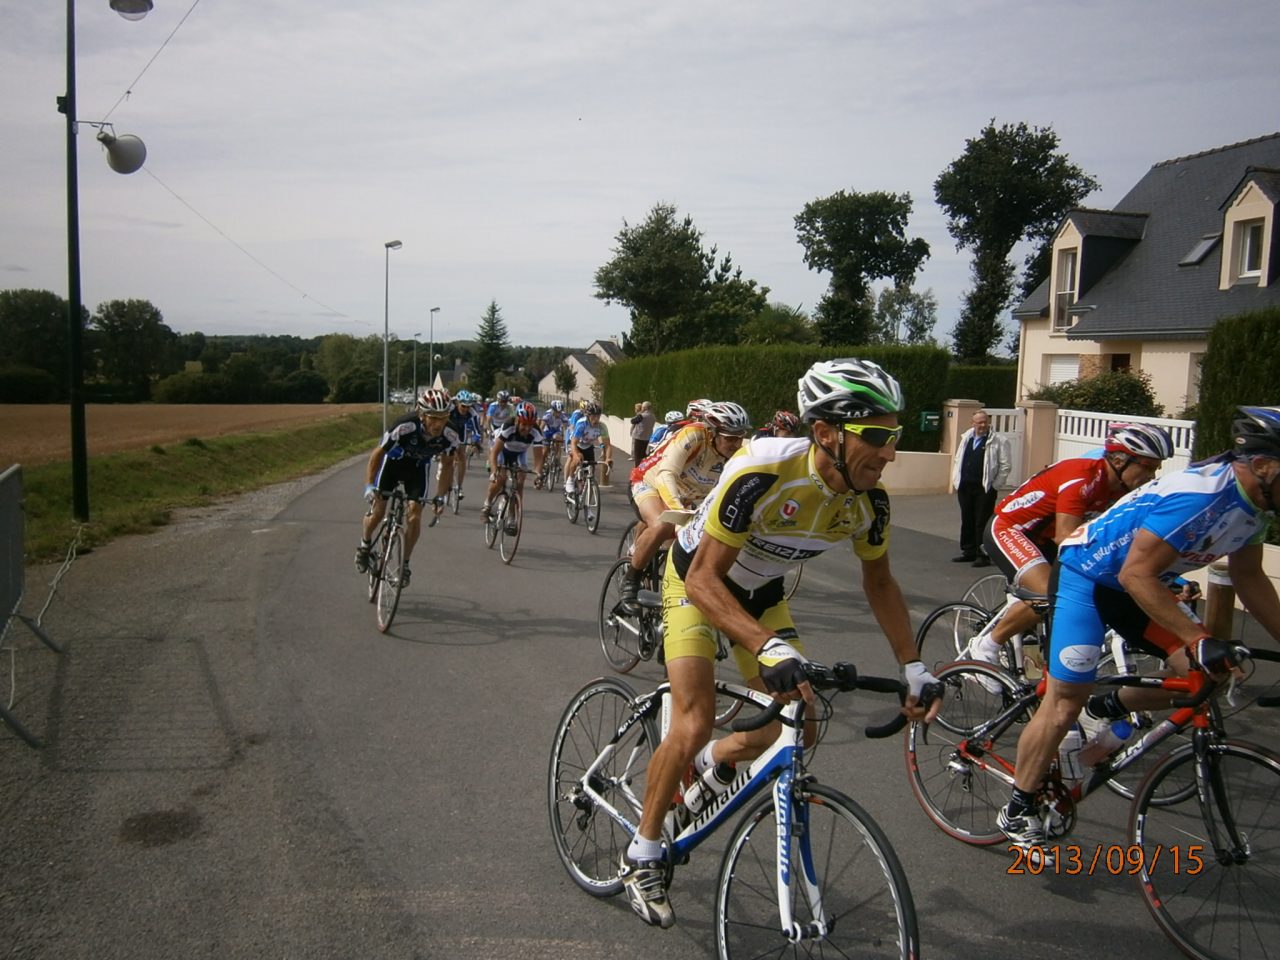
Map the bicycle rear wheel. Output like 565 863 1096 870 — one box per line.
716 781 919 960
484 492 505 548
375 524 404 633
1130 739 1280 960
598 558 647 673
548 676 657 897
906 660 1032 845
499 492 522 564
915 601 992 669
585 477 601 533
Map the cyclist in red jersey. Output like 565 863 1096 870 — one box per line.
971 424 1173 663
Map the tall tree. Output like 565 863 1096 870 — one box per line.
553 361 577 400
470 300 510 397
594 203 767 355
90 298 178 399
934 120 1099 361
0 288 84 396
873 285 939 345
795 190 930 346
740 302 815 345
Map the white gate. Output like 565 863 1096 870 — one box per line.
1055 410 1196 476
986 407 1025 489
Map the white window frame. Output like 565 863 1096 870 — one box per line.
1053 248 1078 331
1238 219 1264 278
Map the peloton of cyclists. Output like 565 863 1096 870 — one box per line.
617 359 941 928
353 387 459 588
997 406 1280 863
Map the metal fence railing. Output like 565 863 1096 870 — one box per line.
1 464 63 748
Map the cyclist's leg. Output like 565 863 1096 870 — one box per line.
1087 593 1191 715
483 464 504 513
627 490 671 576
401 462 429 563
986 524 1048 646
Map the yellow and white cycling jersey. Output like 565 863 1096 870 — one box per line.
634 422 730 509
674 436 891 591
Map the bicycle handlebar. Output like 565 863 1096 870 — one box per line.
1169 644 1280 708
728 661 940 739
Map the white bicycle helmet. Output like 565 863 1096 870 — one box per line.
797 358 904 422
1105 423 1174 460
663 409 683 424
703 401 751 436
417 387 451 415
686 398 712 420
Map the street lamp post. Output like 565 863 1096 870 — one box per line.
382 240 402 431
428 307 440 389
62 0 153 522
411 332 421 399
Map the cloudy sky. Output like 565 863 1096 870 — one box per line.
3 0 1277 349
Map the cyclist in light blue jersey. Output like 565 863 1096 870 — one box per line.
485 390 514 438
564 401 611 497
998 406 1280 860
647 409 684 454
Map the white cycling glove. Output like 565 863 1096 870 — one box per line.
757 637 809 696
902 660 938 702
363 484 379 504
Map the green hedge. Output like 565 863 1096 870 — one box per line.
944 364 1017 408
1196 306 1280 458
601 343 951 452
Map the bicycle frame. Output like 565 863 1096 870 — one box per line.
577 678 829 939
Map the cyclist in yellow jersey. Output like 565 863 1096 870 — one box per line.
618 358 942 929
620 401 752 608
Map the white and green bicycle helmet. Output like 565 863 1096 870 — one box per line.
797 358 904 423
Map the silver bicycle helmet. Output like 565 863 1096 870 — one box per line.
417 387 451 415
1105 423 1174 460
702 401 751 436
797 359 904 422
663 409 683 424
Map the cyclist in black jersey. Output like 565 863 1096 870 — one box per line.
354 387 459 587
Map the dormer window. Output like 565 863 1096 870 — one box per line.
1053 248 1078 331
1238 219 1265 278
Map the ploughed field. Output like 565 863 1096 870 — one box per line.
0 404 378 468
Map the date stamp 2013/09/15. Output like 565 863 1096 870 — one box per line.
1007 844 1204 876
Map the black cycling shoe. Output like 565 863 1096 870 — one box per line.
354 545 371 573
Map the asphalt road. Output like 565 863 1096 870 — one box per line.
3 457 1277 959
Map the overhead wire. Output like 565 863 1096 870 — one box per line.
98 0 366 327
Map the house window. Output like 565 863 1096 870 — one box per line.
1238 219 1264 278
1179 233 1220 267
1053 248 1078 331
1110 353 1131 373
1047 354 1079 385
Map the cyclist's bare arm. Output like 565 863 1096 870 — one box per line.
862 553 938 720
1229 543 1280 642
1117 530 1207 647
1053 511 1085 544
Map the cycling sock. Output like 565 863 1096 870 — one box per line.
693 741 717 776
1086 691 1127 720
627 834 664 863
1007 787 1037 817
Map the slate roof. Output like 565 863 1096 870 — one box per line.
1013 133 1280 340
590 339 625 362
572 352 603 378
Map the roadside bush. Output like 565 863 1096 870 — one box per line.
267 369 329 403
0 365 58 402
1027 370 1162 417
1195 306 1280 458
945 364 1016 408
601 343 951 452
153 371 232 403
332 369 379 403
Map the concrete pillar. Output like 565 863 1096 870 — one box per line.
1019 400 1059 479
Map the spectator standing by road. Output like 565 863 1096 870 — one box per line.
630 401 655 464
951 409 1010 567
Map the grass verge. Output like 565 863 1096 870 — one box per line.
20 412 381 564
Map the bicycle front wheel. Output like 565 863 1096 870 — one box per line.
451 484 461 514
585 477 601 533
565 485 580 523
963 573 1008 612
906 659 1032 845
484 492 505 548
915 601 993 668
375 525 404 633
1130 739 1280 960
499 493 522 564
716 781 919 960
548 676 657 898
